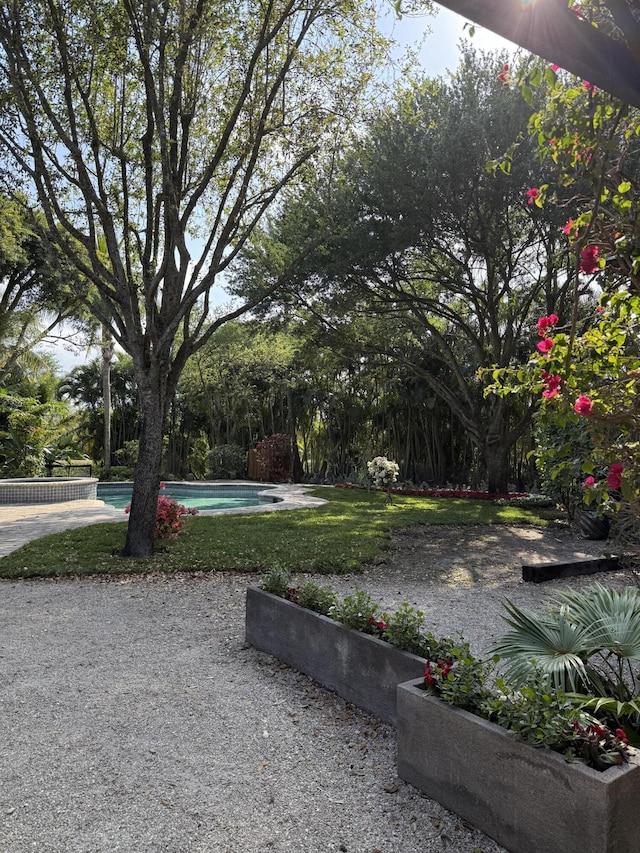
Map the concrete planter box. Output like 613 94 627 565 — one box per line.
245 586 426 724
397 679 640 853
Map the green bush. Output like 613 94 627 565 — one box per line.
99 466 134 481
295 581 338 616
208 444 247 479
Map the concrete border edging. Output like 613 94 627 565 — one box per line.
397 679 640 853
245 586 426 725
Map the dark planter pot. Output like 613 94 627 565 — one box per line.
397 679 640 853
580 510 610 540
245 586 426 724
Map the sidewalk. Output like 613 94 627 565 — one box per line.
0 501 124 557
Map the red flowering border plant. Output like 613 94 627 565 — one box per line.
125 482 198 541
423 638 632 771
336 483 529 501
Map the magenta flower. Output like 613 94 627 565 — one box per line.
607 472 622 490
537 337 554 353
541 370 562 398
579 245 600 274
607 462 624 490
536 314 559 334
583 476 596 488
574 395 594 416
526 187 540 205
563 218 575 236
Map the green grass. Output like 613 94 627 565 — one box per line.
0 486 553 580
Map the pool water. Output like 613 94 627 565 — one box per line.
98 482 278 511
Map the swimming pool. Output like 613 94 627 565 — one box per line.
97 482 280 511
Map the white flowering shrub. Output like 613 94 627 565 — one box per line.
367 456 399 488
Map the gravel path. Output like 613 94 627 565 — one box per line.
0 522 625 853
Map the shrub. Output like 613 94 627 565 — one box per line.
296 581 338 617
125 489 198 541
208 444 247 479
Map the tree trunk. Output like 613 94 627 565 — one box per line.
122 378 166 557
101 326 113 477
484 437 511 494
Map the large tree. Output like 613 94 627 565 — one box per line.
237 49 590 491
0 0 386 555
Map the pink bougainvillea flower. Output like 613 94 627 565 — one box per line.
583 476 596 488
607 472 622 490
563 218 575 235
574 395 594 416
583 81 596 94
526 187 540 205
541 370 562 398
497 63 510 86
537 337 554 353
579 245 600 274
607 462 624 490
537 314 559 335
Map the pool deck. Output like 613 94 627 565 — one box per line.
0 483 327 557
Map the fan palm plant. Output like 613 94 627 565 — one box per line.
493 584 640 701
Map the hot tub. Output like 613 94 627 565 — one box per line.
0 477 98 504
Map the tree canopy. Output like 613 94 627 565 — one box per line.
0 0 386 554
235 48 589 490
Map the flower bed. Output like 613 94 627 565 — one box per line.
335 482 530 501
245 586 427 724
397 679 640 853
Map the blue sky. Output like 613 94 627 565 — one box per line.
385 3 518 75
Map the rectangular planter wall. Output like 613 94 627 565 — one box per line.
245 586 426 725
397 679 640 853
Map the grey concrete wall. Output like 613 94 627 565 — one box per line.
245 586 426 724
397 680 640 853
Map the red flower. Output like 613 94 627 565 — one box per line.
526 187 540 205
563 218 575 236
537 337 554 353
497 63 510 86
537 314 559 335
579 245 600 274
583 476 596 488
616 729 629 743
574 395 593 416
607 462 624 490
541 370 562 399
424 662 434 686
551 63 560 72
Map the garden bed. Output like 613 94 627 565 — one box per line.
245 586 426 725
397 679 640 853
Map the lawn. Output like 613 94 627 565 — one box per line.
0 486 553 580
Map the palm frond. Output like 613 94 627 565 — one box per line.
492 599 592 691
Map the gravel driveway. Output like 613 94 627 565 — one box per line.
0 522 622 853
